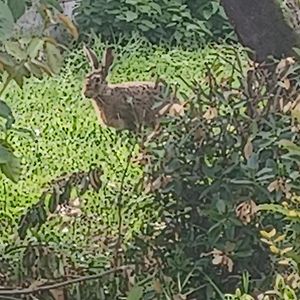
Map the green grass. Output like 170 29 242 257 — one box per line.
0 40 247 274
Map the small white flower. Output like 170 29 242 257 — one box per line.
34 128 41 137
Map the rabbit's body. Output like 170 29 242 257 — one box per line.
90 81 174 130
82 47 178 132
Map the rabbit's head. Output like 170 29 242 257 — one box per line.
83 46 114 98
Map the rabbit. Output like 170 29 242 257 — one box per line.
82 46 179 132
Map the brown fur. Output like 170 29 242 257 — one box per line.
82 46 178 132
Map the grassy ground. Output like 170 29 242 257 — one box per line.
0 40 247 281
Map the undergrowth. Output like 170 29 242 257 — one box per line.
1 38 299 299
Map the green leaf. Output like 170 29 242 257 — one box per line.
0 99 15 128
140 19 156 29
24 61 43 79
31 59 53 76
279 139 300 154
124 10 138 22
0 52 15 67
27 37 44 59
0 142 21 183
127 285 143 300
0 143 13 164
216 199 226 214
4 41 27 60
45 42 63 74
7 0 26 21
6 63 30 87
0 1 15 41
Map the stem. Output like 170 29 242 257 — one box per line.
0 266 131 296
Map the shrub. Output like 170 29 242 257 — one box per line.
74 0 233 46
141 53 300 298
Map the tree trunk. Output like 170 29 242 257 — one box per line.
220 0 298 62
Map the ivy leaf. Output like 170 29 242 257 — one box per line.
7 0 26 21
0 1 15 41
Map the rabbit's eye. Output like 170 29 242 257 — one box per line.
95 78 100 83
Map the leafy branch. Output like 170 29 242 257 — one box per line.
0 266 131 296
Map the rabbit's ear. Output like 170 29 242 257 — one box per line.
102 47 114 77
83 45 99 70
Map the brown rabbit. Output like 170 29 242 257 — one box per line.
82 46 179 132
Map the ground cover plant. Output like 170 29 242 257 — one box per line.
0 37 299 300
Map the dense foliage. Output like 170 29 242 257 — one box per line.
74 0 234 46
0 39 299 299
141 52 300 299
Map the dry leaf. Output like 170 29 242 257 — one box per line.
260 228 276 239
269 245 280 254
283 101 292 113
151 176 162 191
235 200 258 225
268 179 279 192
193 127 206 144
243 138 253 160
280 247 293 255
168 103 185 117
153 279 162 294
158 103 171 116
278 259 290 266
203 107 218 120
57 14 79 40
70 197 81 207
210 249 234 273
276 57 295 74
274 234 286 243
278 78 291 90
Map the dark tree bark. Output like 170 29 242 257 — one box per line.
221 0 298 62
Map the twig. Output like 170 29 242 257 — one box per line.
0 266 131 296
0 296 21 300
114 142 136 267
